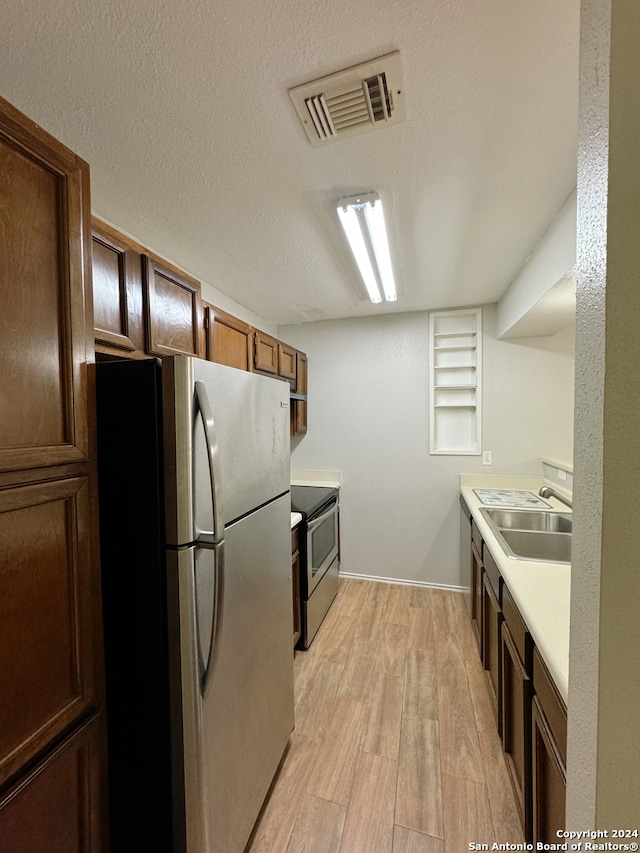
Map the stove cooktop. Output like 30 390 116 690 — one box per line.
472 489 551 508
290 485 338 518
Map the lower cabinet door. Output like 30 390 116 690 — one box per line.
0 715 106 853
532 696 566 843
501 622 532 838
482 571 502 726
471 541 483 651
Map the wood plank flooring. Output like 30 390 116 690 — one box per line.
246 578 524 853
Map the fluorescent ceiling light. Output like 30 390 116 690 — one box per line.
337 193 397 304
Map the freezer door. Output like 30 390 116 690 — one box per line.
163 356 291 547
171 494 294 853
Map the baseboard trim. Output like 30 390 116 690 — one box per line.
337 570 466 594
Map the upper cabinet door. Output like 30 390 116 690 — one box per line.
91 227 139 354
0 98 92 473
278 342 297 381
293 352 308 435
205 303 254 371
254 330 279 374
143 256 202 358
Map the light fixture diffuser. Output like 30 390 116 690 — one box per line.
337 193 397 304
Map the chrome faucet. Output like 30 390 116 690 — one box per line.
539 485 573 509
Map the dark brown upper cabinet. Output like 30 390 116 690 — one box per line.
91 222 145 356
292 352 308 436
143 256 202 358
204 302 254 371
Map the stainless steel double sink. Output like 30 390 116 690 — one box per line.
479 508 572 564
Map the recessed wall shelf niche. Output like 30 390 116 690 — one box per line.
429 307 482 455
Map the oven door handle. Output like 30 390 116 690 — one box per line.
306 500 338 531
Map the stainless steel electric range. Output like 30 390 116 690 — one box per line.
290 485 340 648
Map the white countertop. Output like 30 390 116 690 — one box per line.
291 468 341 489
291 512 302 529
460 474 571 704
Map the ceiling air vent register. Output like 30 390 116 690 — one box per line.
289 51 405 147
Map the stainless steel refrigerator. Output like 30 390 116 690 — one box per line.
96 355 294 853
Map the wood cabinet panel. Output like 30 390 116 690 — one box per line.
92 238 134 350
532 697 566 843
502 584 529 664
254 330 279 374
205 303 253 371
483 545 501 600
0 477 98 786
501 621 532 838
471 540 482 652
0 110 90 473
0 715 105 853
91 224 145 355
278 342 297 380
292 352 308 436
501 583 534 838
143 256 202 357
482 569 502 727
471 519 482 552
533 650 567 767
531 633 567 842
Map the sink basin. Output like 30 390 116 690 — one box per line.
482 509 572 533
479 507 572 564
500 530 572 563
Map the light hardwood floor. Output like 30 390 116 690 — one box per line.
246 578 524 853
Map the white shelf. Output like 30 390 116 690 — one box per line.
434 403 476 409
433 345 477 352
429 308 482 456
434 384 476 390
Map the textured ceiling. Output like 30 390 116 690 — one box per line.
1 0 579 326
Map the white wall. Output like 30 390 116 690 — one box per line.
567 0 640 826
280 305 575 587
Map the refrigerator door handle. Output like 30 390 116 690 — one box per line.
194 379 225 546
199 539 225 695
193 380 226 695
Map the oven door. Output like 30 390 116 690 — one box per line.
306 497 339 596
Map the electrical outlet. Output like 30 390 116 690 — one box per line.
482 450 493 466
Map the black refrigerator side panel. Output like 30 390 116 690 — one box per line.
96 358 178 853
